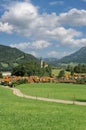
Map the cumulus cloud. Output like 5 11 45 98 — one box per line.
0 1 86 55
46 27 82 39
0 22 13 33
10 40 50 50
58 8 86 26
46 27 84 47
31 40 50 49
1 1 38 35
10 42 30 50
10 40 50 57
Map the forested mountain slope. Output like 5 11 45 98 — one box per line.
0 44 38 71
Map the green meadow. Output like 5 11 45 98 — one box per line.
0 84 86 130
17 83 86 102
52 68 62 76
52 68 70 77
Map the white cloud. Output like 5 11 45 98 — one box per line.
58 8 86 26
32 40 50 49
47 51 72 58
10 40 50 51
69 38 86 47
0 1 59 37
0 22 13 33
46 27 82 38
0 1 86 52
46 27 84 47
1 1 38 35
10 42 30 50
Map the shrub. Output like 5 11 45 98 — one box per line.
15 78 28 85
76 78 86 84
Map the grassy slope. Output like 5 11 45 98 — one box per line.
0 44 38 71
0 86 86 130
17 83 86 102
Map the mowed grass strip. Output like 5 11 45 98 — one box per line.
17 83 86 102
0 86 86 130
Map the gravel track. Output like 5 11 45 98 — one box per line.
10 87 86 106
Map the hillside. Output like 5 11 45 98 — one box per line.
57 46 86 64
45 46 86 66
0 44 38 71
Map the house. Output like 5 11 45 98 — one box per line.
2 72 11 76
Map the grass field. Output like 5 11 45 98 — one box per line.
17 83 86 102
52 68 70 77
0 85 86 130
52 68 62 76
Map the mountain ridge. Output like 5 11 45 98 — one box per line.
44 46 86 66
57 46 86 64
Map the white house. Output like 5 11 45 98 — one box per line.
2 72 11 76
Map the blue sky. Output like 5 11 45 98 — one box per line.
0 0 86 58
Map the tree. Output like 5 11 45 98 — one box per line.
12 65 26 76
74 64 86 73
58 70 65 78
11 61 51 77
71 69 74 76
66 65 72 71
0 72 3 78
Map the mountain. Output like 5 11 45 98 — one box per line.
57 46 86 64
0 44 38 71
45 46 86 66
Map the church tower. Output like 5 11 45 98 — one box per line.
40 58 43 68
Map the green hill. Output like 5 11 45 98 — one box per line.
0 44 38 71
57 46 86 64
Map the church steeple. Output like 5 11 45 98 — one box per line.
40 58 43 68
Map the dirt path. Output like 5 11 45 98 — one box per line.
9 87 86 106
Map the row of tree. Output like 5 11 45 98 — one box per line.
57 64 86 79
66 64 86 74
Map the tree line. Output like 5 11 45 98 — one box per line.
12 61 52 77
66 64 86 74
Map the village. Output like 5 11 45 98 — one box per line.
0 71 86 87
